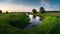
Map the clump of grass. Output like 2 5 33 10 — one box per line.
21 16 56 34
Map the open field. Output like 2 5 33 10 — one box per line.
0 13 60 34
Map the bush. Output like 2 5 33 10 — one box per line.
1 13 29 29
32 9 37 14
7 13 30 29
0 10 2 13
6 11 8 13
0 14 21 34
40 7 45 13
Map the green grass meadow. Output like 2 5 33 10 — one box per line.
0 13 60 34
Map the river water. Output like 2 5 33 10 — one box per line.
29 15 41 26
24 14 42 29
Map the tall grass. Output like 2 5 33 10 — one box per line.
21 15 56 34
0 13 29 34
0 13 59 34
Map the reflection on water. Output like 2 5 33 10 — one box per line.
25 13 42 29
29 14 41 26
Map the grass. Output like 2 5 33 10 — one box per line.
0 13 60 34
21 15 57 34
50 16 60 34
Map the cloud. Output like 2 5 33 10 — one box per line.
40 0 49 6
3 0 12 2
40 0 56 11
40 0 60 11
0 2 39 12
0 0 40 12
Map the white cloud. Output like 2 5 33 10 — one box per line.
53 6 57 8
3 0 12 2
40 0 60 11
40 0 49 5
40 0 52 10
0 2 39 12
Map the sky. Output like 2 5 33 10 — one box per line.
0 0 60 12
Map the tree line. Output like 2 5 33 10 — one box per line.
32 7 45 13
0 7 45 14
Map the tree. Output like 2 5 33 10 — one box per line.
6 11 8 13
0 10 2 13
32 9 37 14
39 7 45 13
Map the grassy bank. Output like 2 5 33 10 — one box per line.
0 13 60 34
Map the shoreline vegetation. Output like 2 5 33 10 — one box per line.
0 7 60 34
0 12 59 34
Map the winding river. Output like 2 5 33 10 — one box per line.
24 13 42 29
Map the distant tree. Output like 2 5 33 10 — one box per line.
32 9 37 14
6 11 8 13
39 7 45 13
0 10 2 13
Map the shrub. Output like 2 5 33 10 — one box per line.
0 10 2 13
39 7 45 13
0 13 30 34
7 13 30 29
0 14 21 34
32 9 37 14
6 11 8 13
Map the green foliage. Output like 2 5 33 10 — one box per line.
40 7 45 13
0 13 60 34
21 15 56 34
50 16 60 34
55 16 60 34
32 9 37 14
37 16 56 34
0 14 21 34
0 10 2 13
6 13 30 29
0 13 30 34
6 11 8 13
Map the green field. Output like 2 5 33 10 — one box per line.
0 13 60 34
